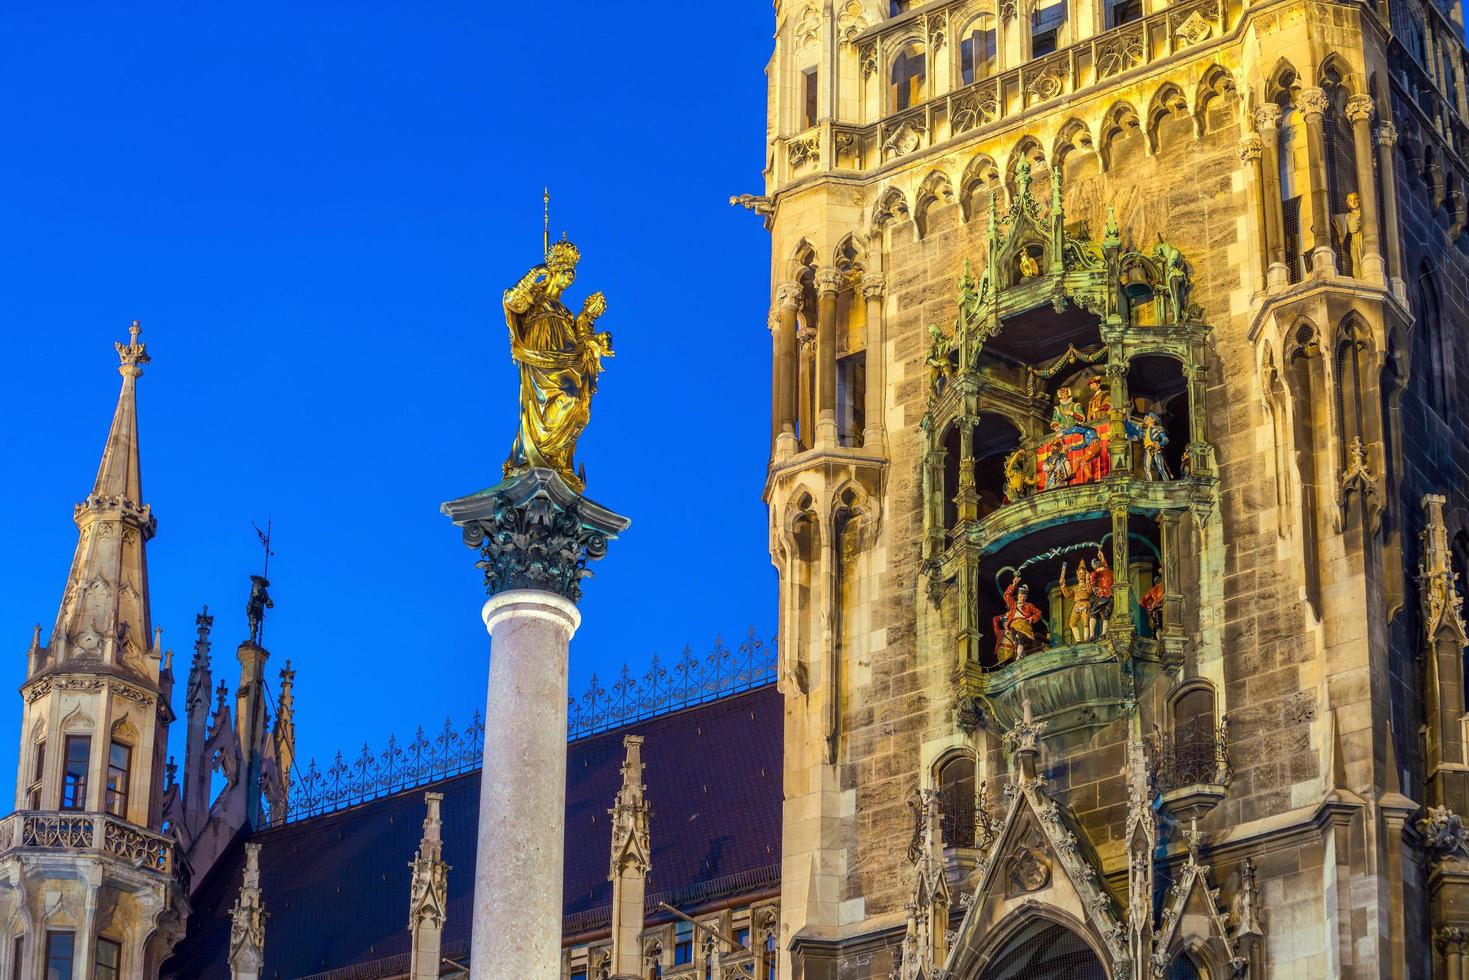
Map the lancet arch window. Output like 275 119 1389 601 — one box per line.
976 917 1107 979
890 42 927 111
960 15 998 84
1157 680 1224 790
1319 64 1361 276
1030 0 1067 57
1166 950 1205 979
1269 66 1306 281
1107 0 1143 29
934 751 977 847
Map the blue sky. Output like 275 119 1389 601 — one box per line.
0 3 775 803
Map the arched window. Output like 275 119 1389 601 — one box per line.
890 43 927 110
979 919 1106 979
1165 951 1203 979
1415 267 1452 417
960 16 998 84
1107 0 1142 28
937 754 977 847
1165 684 1220 787
1031 0 1067 58
1320 69 1359 274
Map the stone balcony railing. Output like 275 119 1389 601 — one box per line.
778 0 1239 182
0 810 180 880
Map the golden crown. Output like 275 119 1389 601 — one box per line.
545 238 581 272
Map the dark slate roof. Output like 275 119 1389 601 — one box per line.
161 684 783 979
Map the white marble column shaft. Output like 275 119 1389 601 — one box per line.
471 589 582 980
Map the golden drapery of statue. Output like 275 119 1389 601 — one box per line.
502 237 613 493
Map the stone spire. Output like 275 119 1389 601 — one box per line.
182 605 216 836
229 841 268 980
267 659 296 817
898 787 950 980
40 321 158 677
609 735 652 978
408 792 450 980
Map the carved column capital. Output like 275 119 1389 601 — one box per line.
1253 102 1282 130
1376 121 1400 148
775 280 804 312
861 274 887 300
1345 94 1376 125
1297 86 1329 118
442 469 629 605
1239 133 1263 163
814 268 846 295
1436 926 1469 955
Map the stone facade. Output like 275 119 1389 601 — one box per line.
757 0 1469 976
0 324 190 978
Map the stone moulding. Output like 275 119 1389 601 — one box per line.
441 466 630 604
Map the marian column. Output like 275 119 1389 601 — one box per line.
443 234 629 980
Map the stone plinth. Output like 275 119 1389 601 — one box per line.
442 468 628 980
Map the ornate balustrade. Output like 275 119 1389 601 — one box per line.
264 630 777 827
785 0 1237 179
1152 721 1231 792
0 811 177 877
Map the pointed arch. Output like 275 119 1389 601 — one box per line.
1194 64 1238 135
914 170 957 239
1265 58 1301 103
966 908 1110 979
60 705 93 732
787 239 818 280
1004 136 1048 197
1317 52 1361 95
1052 117 1096 171
960 153 1003 221
873 186 911 230
110 714 141 744
1097 101 1142 171
1146 82 1191 153
833 233 866 275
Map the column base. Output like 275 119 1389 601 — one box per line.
1311 246 1338 277
775 430 798 461
1267 263 1291 291
815 414 839 450
1359 252 1386 285
861 425 886 454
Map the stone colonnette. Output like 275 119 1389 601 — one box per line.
442 467 628 980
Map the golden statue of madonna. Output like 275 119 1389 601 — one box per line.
502 236 613 493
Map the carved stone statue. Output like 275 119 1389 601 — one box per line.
245 575 273 646
503 238 614 494
1334 191 1365 277
1152 236 1189 321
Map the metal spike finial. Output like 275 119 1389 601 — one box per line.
543 187 551 260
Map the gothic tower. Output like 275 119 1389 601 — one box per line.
0 323 188 976
753 0 1469 975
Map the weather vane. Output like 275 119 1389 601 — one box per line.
247 519 276 646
